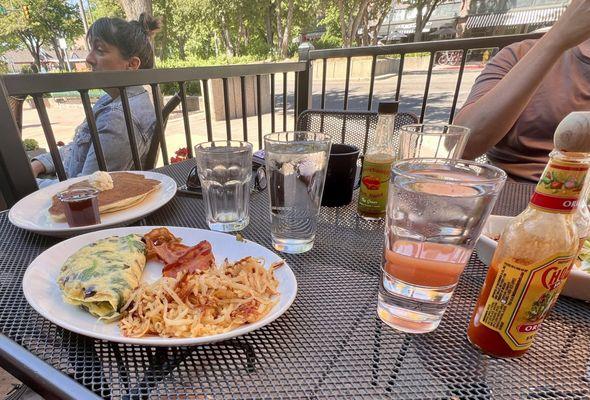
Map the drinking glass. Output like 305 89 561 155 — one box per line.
398 124 470 159
194 140 253 232
264 132 332 253
379 158 506 333
322 144 360 207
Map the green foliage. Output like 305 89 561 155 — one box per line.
157 55 266 95
313 33 343 49
156 54 265 69
159 81 201 96
20 64 36 74
0 0 83 69
22 138 39 151
87 0 124 20
0 60 8 73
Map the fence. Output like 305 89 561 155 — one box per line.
0 62 306 206
0 32 542 207
298 32 543 123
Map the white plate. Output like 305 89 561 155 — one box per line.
476 215 590 301
8 171 177 237
22 226 297 346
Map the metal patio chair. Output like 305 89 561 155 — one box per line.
296 109 419 156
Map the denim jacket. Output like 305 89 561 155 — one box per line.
35 86 156 187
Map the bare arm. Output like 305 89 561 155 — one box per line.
454 0 590 159
31 160 46 177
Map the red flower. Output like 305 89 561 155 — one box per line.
57 141 65 147
170 156 183 164
175 147 188 157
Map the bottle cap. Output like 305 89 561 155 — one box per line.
554 111 590 152
377 101 399 115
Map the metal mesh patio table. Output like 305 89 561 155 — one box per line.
1 161 589 399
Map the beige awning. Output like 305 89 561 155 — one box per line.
466 6 566 29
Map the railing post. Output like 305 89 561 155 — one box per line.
296 42 314 120
0 78 37 207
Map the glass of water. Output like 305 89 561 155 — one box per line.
194 140 253 232
379 158 506 333
264 132 332 253
398 124 470 159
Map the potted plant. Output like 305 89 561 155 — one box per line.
22 138 47 159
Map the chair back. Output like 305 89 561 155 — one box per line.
8 95 26 136
296 109 419 156
143 93 182 170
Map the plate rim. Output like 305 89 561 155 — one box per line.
22 225 297 346
8 171 177 235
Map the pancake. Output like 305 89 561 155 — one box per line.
49 172 161 221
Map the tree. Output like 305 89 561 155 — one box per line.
403 0 444 42
117 0 152 20
323 0 392 48
0 0 83 70
362 0 391 46
40 2 85 69
337 0 370 47
87 0 125 20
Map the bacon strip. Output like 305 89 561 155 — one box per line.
143 228 215 279
152 242 190 264
162 240 214 278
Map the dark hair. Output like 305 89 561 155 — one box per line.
87 13 161 69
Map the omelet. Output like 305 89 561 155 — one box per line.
57 234 147 322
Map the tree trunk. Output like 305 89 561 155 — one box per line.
279 0 294 58
276 0 284 54
220 14 234 57
456 0 472 38
348 0 371 47
117 0 152 20
264 2 274 47
19 33 42 72
414 5 423 42
265 3 274 46
51 38 66 70
361 12 370 46
370 11 388 45
337 0 348 47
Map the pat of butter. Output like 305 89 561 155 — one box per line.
88 171 113 191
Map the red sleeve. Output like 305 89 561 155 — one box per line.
461 40 537 108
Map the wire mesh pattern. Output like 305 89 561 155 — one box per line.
297 109 418 156
1 163 589 399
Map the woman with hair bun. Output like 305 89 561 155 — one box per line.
31 13 162 187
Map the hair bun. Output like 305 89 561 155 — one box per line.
137 13 161 37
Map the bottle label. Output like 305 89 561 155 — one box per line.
530 159 588 213
358 159 393 214
480 253 574 351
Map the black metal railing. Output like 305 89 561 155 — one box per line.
298 32 543 123
0 62 305 206
0 33 544 206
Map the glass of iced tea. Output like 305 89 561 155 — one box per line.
378 159 506 333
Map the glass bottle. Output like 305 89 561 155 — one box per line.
467 150 590 358
573 173 590 267
357 101 399 220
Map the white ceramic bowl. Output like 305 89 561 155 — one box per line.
476 215 590 301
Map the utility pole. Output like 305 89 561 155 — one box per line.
77 0 89 50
